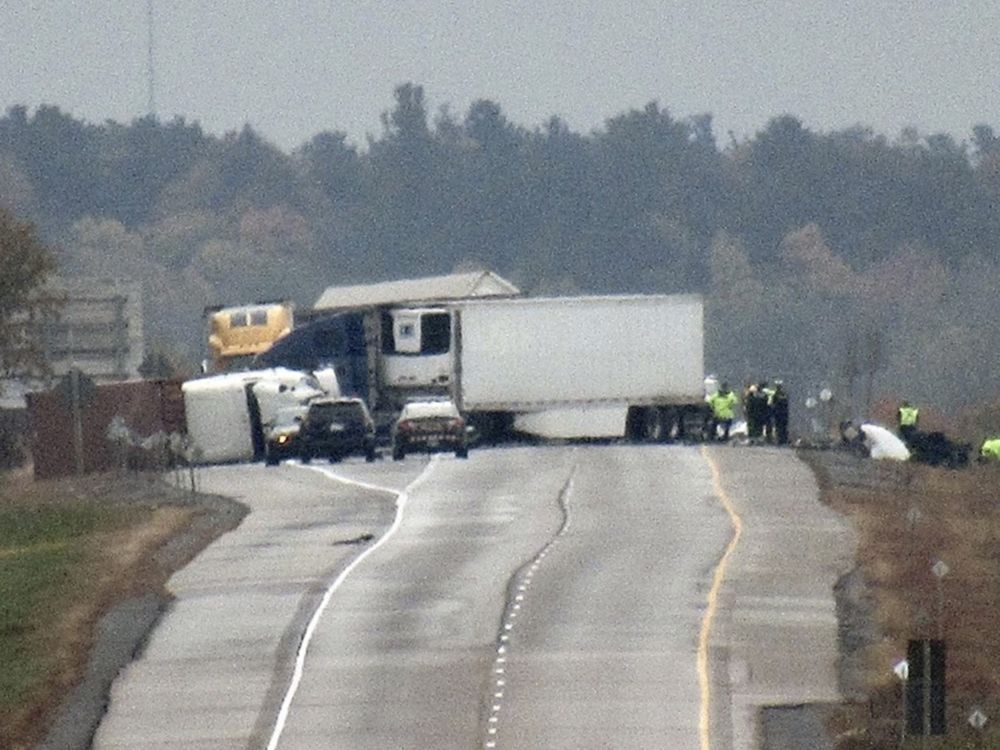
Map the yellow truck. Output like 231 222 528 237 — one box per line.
206 302 293 372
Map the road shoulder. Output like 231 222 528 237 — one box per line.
703 446 857 750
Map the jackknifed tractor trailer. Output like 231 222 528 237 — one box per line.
257 293 708 442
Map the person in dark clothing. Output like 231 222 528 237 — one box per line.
771 381 790 445
759 381 774 443
743 383 765 440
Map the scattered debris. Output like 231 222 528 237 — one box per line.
906 430 971 468
332 533 375 546
839 422 910 461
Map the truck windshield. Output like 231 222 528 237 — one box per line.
311 402 365 422
382 310 451 355
421 313 450 355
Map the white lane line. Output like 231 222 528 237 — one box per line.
481 463 577 749
265 458 439 750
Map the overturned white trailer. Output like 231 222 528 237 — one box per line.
181 368 327 463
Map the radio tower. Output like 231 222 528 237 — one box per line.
146 0 157 117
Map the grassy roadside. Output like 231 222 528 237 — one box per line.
805 453 1000 749
0 469 226 750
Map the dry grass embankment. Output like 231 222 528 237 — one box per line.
811 455 1000 749
0 468 230 750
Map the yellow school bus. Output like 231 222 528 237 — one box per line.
206 302 293 372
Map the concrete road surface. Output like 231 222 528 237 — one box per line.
92 461 416 749
93 445 854 750
704 446 856 749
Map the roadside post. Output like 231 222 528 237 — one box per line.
185 443 203 494
59 367 96 474
905 506 922 564
805 396 819 438
905 638 947 744
818 386 833 437
894 658 909 747
931 559 949 639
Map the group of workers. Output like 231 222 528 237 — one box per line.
897 400 1000 463
703 379 998 460
706 379 790 445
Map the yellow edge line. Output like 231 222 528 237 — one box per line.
698 446 744 750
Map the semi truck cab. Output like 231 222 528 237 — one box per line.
379 307 454 396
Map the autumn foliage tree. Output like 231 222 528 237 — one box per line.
0 96 998 417
0 209 58 377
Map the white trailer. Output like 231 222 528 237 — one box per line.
373 294 704 440
454 294 703 409
451 294 704 439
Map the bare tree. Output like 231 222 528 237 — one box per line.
842 321 886 420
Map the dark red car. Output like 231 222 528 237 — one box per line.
391 400 469 460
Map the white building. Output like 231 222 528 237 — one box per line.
41 277 144 382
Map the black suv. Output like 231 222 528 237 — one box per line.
299 397 377 463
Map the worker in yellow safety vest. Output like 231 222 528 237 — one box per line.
980 437 1000 462
708 382 739 441
897 401 919 444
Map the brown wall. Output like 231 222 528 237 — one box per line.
27 379 185 479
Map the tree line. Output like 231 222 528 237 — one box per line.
1 84 998 427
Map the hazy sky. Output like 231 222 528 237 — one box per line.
2 1 998 152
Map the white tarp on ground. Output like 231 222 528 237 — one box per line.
860 423 911 461
513 405 627 439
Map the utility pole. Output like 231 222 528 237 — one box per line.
146 0 157 117
70 368 84 474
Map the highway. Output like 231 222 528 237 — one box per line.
93 445 854 750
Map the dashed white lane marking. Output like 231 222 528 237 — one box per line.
265 458 439 750
481 464 577 749
698 447 744 750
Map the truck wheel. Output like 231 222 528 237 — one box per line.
392 445 405 461
456 445 468 459
625 407 661 442
625 407 652 441
265 451 279 466
365 445 377 463
642 409 663 442
300 452 312 464
659 407 679 442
